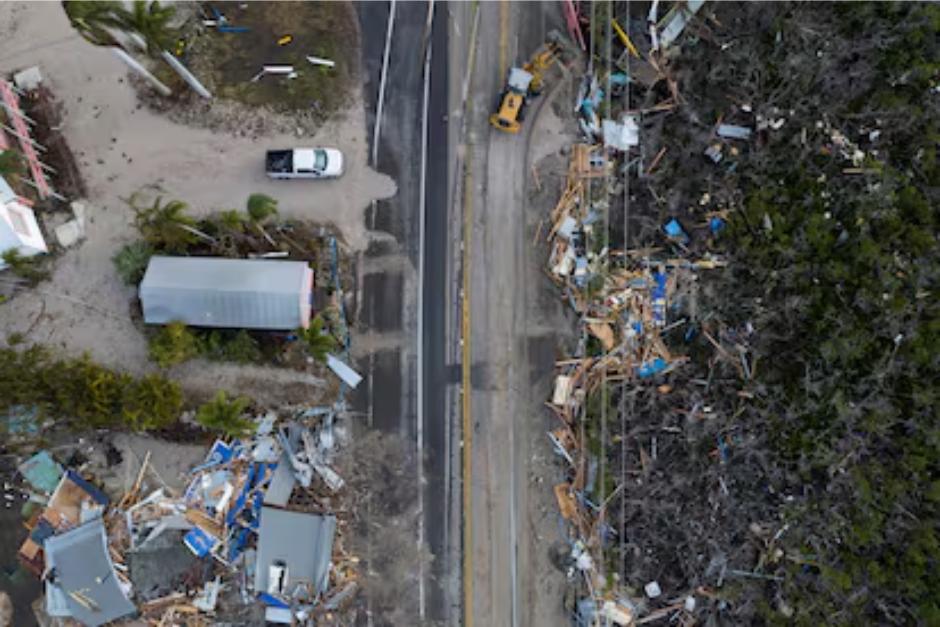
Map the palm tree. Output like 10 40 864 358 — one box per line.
299 315 337 363
218 210 246 234
133 197 199 253
62 0 172 96
62 0 125 46
195 390 255 438
247 194 279 246
118 1 212 99
118 0 176 55
247 194 279 223
0 150 24 177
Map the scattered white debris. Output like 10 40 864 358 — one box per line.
305 56 336 68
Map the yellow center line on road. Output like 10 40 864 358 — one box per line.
499 0 509 79
461 4 483 626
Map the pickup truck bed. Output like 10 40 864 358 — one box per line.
265 150 293 174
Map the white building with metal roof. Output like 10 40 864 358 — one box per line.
139 256 314 330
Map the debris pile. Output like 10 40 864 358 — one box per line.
539 2 760 624
13 406 359 626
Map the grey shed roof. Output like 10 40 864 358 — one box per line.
140 256 313 330
44 518 136 627
255 507 336 596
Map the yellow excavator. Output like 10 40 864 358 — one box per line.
490 42 560 134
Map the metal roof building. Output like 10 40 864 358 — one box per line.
139 256 313 330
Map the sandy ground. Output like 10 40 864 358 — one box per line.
0 2 394 402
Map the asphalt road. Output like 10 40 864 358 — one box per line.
461 2 569 626
354 1 453 624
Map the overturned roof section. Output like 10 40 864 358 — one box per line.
255 507 336 596
140 256 313 330
0 191 48 267
44 519 136 627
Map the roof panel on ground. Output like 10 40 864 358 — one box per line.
254 507 336 596
44 519 136 627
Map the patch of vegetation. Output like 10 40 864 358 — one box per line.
132 195 200 253
179 1 358 114
246 193 278 223
148 320 200 367
200 329 263 364
671 2 940 624
112 241 154 285
1 249 50 286
298 314 337 363
195 390 254 438
0 150 24 177
0 344 182 430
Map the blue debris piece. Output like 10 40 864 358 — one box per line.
30 518 56 545
18 451 63 494
65 470 109 506
184 527 218 557
191 439 243 474
4 405 40 435
258 592 290 608
227 526 252 563
637 358 668 378
208 440 237 465
684 325 698 342
710 216 726 234
716 435 729 462
651 272 668 326
663 218 690 244
609 72 630 87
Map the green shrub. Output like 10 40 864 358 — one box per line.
0 344 183 431
112 241 154 285
149 321 200 367
2 249 49 286
121 374 183 430
0 150 24 176
198 329 262 364
221 330 261 363
195 390 254 437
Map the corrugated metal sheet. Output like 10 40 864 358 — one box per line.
263 454 296 507
44 519 136 627
140 256 312 330
255 507 336 595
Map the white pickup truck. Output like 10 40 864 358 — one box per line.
265 148 344 179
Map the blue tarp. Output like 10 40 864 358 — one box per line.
637 358 668 378
663 218 689 244
184 527 218 557
258 592 290 608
